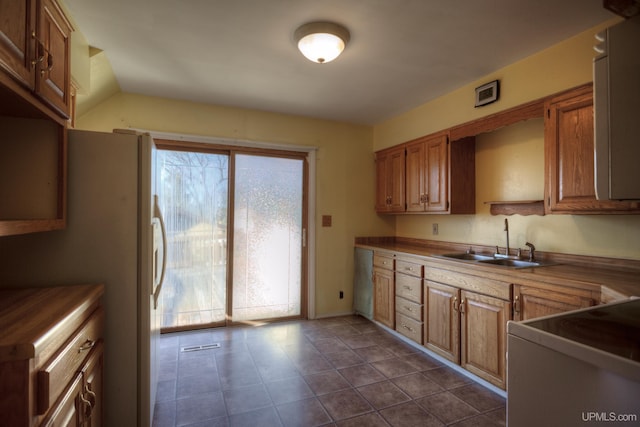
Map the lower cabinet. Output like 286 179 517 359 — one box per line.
424 280 460 363
423 265 512 389
459 290 511 390
367 249 600 392
395 257 424 344
0 284 104 427
373 252 395 329
41 343 103 427
513 283 595 321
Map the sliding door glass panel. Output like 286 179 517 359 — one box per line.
233 154 303 321
157 150 229 329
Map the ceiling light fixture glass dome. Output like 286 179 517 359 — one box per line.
294 22 350 64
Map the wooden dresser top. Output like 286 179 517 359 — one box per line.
0 284 104 362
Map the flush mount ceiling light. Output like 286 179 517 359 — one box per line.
294 21 350 64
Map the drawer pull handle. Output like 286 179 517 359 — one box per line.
80 392 93 419
404 306 413 312
78 339 96 353
406 267 413 271
401 323 414 332
453 297 459 312
403 286 412 291
82 384 97 420
514 295 521 314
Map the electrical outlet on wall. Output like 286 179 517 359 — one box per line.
432 223 439 235
339 291 344 299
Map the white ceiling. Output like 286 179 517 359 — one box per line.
64 0 614 125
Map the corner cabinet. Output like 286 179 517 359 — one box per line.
544 84 640 214
0 284 104 427
375 146 405 213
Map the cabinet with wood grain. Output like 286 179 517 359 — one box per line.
0 284 104 427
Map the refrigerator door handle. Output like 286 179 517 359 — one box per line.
152 195 167 309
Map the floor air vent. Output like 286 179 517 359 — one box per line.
180 343 221 352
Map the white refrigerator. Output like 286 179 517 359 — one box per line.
0 129 166 427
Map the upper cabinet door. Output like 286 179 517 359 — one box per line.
405 140 425 212
0 0 36 88
425 134 448 212
35 0 72 117
545 84 639 213
375 145 405 213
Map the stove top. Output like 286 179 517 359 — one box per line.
525 298 640 362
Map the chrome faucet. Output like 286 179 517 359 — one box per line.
495 218 517 258
504 218 510 257
525 242 536 262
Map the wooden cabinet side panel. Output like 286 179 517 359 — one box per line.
424 280 460 363
389 148 406 212
0 359 31 426
374 153 389 212
449 136 476 214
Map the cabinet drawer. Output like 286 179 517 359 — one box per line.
395 259 423 277
396 274 422 303
395 297 423 322
374 253 394 270
396 313 423 344
38 307 104 414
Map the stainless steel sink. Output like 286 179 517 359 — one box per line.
478 258 544 268
441 253 494 261
440 253 555 268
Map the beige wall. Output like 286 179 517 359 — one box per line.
76 93 393 317
374 17 640 261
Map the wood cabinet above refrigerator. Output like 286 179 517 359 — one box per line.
0 0 72 236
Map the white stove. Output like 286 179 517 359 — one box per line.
507 298 640 427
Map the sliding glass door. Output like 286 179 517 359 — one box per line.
157 149 229 329
156 144 306 331
232 154 304 322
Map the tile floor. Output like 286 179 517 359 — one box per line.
153 315 506 427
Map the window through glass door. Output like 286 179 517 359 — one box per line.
156 150 229 329
156 145 306 331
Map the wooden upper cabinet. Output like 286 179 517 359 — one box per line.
405 132 475 214
35 0 72 117
0 0 36 88
545 84 639 214
0 0 72 119
406 133 448 212
375 145 405 213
